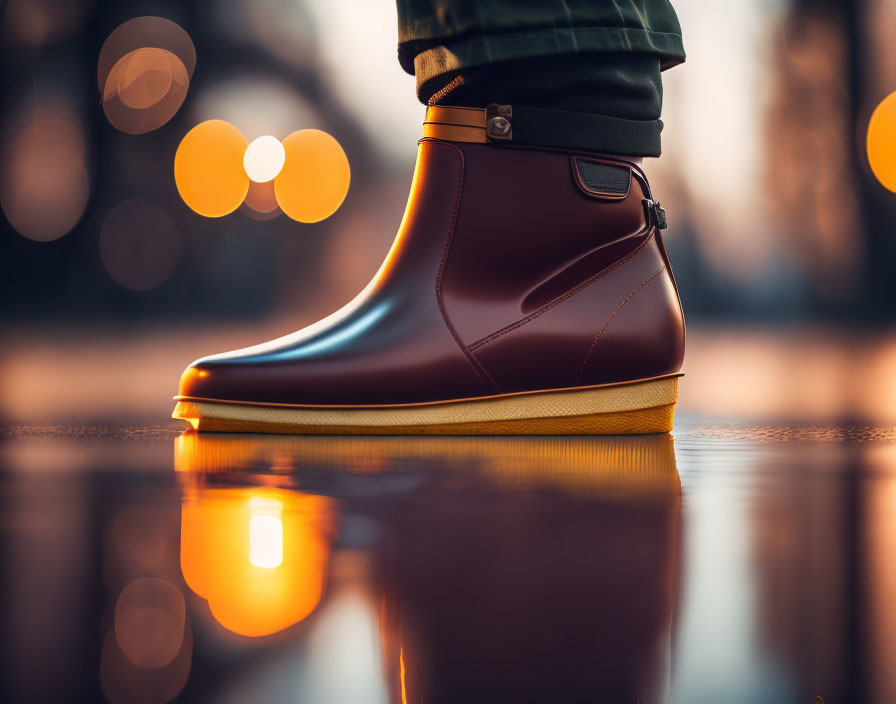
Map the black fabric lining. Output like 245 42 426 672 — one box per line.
512 106 661 157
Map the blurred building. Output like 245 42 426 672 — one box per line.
2 0 896 326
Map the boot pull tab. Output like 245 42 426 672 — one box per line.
571 157 631 201
642 199 668 230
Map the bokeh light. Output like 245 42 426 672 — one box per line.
98 17 195 135
180 485 333 637
275 129 350 223
105 506 171 587
102 48 189 135
867 91 896 193
114 578 186 669
118 49 176 109
248 497 284 568
98 17 196 92
241 179 281 221
1 110 89 242
243 135 286 182
100 199 182 291
2 0 87 47
175 120 249 217
100 626 192 704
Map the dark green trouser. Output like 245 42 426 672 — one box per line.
396 1 685 156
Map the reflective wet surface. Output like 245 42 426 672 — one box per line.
1 418 895 703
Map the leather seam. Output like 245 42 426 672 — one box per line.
431 141 501 394
469 230 656 351
574 264 668 384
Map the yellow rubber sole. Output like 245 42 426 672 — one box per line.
172 375 679 435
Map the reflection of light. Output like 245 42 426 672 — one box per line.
100 628 192 704
867 91 896 193
114 578 186 669
301 585 388 704
275 129 350 222
179 486 333 637
249 498 283 568
244 135 285 182
400 647 408 704
175 120 249 217
1 111 89 242
174 431 680 497
99 199 181 291
238 300 389 363
867 447 896 700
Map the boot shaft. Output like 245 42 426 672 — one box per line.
418 138 685 392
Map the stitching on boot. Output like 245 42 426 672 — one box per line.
574 265 668 384
431 141 501 394
469 231 656 351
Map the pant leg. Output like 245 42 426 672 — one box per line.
396 0 685 156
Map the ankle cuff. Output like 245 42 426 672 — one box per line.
423 104 661 157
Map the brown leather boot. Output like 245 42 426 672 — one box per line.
173 105 685 435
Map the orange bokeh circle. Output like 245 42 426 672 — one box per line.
175 120 249 217
180 486 333 637
274 129 350 223
868 91 896 193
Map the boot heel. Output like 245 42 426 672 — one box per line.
173 375 680 436
544 402 676 435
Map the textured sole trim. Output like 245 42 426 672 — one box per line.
172 376 679 435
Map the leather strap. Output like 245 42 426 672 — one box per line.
424 103 662 155
423 105 491 143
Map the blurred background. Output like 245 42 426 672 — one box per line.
2 0 896 427
4 4 896 703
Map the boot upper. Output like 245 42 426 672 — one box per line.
177 138 684 407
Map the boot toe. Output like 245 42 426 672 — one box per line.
176 361 219 400
175 349 315 405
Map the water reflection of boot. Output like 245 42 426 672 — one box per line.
375 434 681 704
173 431 680 700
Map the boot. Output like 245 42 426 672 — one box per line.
173 105 685 435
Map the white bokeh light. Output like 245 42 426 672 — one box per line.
248 497 283 569
243 135 286 182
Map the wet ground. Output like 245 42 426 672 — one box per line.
1 415 895 704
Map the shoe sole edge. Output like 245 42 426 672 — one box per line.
171 375 679 435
